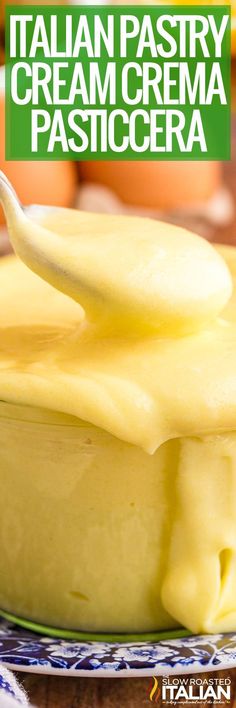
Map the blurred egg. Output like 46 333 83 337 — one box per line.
80 161 222 212
0 69 77 225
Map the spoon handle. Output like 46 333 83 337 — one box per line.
0 171 24 224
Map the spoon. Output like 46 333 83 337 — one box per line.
0 170 93 308
0 170 233 335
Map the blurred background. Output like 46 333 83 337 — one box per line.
0 0 235 256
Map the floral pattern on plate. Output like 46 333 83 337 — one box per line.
0 620 236 676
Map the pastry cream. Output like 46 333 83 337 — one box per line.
0 175 236 634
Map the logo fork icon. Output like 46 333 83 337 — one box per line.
149 677 161 702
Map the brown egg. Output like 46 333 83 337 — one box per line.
80 161 222 212
0 83 77 225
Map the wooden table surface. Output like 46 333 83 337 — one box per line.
14 668 236 707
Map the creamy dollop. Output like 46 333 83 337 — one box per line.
0 177 235 453
0 174 232 335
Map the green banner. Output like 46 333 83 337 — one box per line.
5 5 231 160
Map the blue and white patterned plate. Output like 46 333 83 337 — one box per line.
0 620 236 676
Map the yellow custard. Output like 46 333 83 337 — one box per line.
0 199 233 453
0 183 236 633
